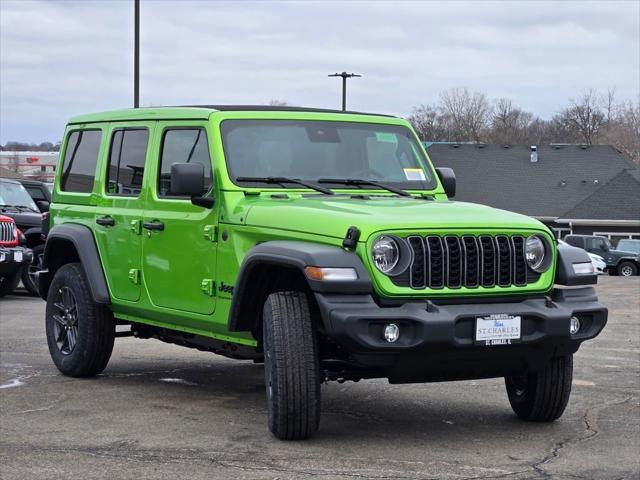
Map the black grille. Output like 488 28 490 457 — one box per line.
394 234 530 289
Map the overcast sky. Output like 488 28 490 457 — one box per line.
1 0 638 143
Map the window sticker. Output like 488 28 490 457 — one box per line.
375 132 398 143
403 168 426 181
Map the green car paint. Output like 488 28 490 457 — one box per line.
50 107 558 349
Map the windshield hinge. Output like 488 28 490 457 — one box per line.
342 226 360 249
203 225 218 242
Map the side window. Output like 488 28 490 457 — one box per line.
25 186 47 202
158 128 212 197
586 238 604 250
60 130 102 193
107 129 149 196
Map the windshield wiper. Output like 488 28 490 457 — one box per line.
318 178 411 197
236 176 334 195
0 204 39 213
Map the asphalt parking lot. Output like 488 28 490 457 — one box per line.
1 276 638 480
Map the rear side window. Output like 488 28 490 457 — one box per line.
107 129 149 196
25 186 47 202
564 236 581 248
158 128 212 197
586 238 606 250
60 130 102 193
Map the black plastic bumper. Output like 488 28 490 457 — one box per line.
315 287 607 382
0 246 33 275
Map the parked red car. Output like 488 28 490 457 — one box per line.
0 214 33 297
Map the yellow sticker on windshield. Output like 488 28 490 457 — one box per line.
404 168 426 181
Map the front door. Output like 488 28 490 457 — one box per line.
94 123 153 302
142 122 218 316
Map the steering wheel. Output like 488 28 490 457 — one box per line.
350 168 384 179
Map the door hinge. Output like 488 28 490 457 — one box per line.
130 219 142 235
128 268 140 285
200 278 215 296
203 225 218 242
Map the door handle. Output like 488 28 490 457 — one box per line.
143 221 165 231
96 216 115 227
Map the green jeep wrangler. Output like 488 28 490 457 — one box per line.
39 106 607 440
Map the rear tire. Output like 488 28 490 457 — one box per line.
505 354 573 422
45 263 115 377
22 244 44 296
617 261 638 277
0 270 22 297
263 291 320 440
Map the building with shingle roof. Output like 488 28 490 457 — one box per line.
425 143 640 244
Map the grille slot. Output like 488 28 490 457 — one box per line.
408 236 426 288
401 234 531 290
444 236 462 288
426 236 444 288
0 221 15 243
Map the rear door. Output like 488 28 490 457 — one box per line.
141 122 218 316
94 123 153 302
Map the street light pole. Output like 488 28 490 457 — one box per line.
328 72 361 111
134 0 140 108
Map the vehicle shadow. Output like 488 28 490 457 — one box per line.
93 357 542 443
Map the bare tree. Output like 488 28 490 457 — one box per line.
407 104 448 141
600 87 617 124
559 90 606 145
602 99 640 164
489 98 534 144
439 87 492 142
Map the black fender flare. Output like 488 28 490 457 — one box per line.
555 243 598 286
22 226 44 246
40 223 110 304
615 256 640 267
227 240 372 332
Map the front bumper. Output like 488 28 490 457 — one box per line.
0 246 33 275
315 287 607 382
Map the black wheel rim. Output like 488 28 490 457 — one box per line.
507 374 528 397
52 287 79 355
27 252 44 287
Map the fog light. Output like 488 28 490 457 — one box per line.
383 323 400 343
569 316 581 335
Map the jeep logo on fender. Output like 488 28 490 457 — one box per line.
218 282 234 295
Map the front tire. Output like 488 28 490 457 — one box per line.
45 263 115 377
0 270 22 297
505 354 573 422
617 261 638 277
263 291 320 440
22 244 44 296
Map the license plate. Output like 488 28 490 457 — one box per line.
475 314 521 346
14 251 23 262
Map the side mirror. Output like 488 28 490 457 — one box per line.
36 200 50 212
436 167 456 198
170 163 214 208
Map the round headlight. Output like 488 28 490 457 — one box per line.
525 236 546 272
372 236 400 274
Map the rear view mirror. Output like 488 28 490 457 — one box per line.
436 167 456 198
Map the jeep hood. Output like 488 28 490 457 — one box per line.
241 195 548 240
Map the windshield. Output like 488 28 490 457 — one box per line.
0 181 38 211
221 120 436 191
617 240 640 253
